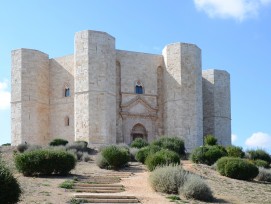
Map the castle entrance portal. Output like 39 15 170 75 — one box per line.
131 124 147 141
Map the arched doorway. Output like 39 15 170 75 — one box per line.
131 124 147 141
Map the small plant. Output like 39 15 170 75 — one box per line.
98 145 130 170
15 149 76 176
190 145 227 165
0 160 21 204
226 146 245 158
69 198 88 204
135 145 161 164
145 149 180 171
167 195 181 201
25 145 42 152
95 152 109 169
49 138 69 146
17 143 29 153
82 152 91 162
256 167 271 182
59 180 74 189
152 136 185 156
216 157 259 180
180 174 213 202
150 165 188 194
254 159 270 168
247 149 271 165
129 147 139 161
130 138 149 149
1 143 11 146
204 134 217 146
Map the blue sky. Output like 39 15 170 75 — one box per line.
0 0 270 152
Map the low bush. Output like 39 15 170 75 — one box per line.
152 137 185 156
204 135 217 146
1 143 11 146
129 147 139 161
15 149 76 176
226 146 245 158
98 145 130 170
59 180 74 189
49 138 69 146
130 138 149 149
0 161 21 204
145 149 180 171
17 143 29 153
25 145 42 152
190 145 227 165
247 149 271 165
96 152 109 169
82 152 91 162
216 157 259 180
149 165 188 194
135 145 161 163
180 174 213 202
254 159 270 168
256 167 271 182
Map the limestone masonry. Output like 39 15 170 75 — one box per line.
11 30 231 151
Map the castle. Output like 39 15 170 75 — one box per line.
11 30 231 151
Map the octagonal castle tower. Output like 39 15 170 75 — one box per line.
11 30 231 151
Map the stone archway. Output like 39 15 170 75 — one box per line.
131 123 147 141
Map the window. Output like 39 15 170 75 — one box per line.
135 80 143 94
65 116 70 126
65 88 70 97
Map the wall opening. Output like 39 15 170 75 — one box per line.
135 80 143 94
131 123 147 141
65 116 70 126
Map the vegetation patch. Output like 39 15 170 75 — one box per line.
204 134 217 146
135 145 161 164
150 165 188 194
59 180 74 189
15 149 76 176
0 160 21 204
216 157 259 180
180 174 213 202
226 146 245 158
49 138 69 146
145 149 180 171
130 138 149 149
247 149 271 165
190 145 227 165
256 167 271 182
152 136 185 156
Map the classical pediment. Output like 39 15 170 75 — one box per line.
121 96 157 118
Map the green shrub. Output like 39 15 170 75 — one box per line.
204 135 217 146
0 161 21 204
254 159 269 168
59 180 74 189
152 137 185 156
226 146 245 158
181 174 213 202
17 143 29 153
135 145 161 163
129 147 139 161
74 141 88 148
25 145 42 152
256 167 271 182
15 149 76 176
190 145 227 165
216 157 259 180
99 145 130 170
130 138 149 149
247 149 271 165
49 138 69 146
95 152 109 169
145 149 180 171
149 165 189 194
1 143 11 146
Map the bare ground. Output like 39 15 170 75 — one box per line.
1 146 271 204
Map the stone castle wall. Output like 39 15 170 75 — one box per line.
11 29 231 151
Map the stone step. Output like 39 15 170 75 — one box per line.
74 194 137 199
74 183 123 188
75 198 139 203
75 189 123 193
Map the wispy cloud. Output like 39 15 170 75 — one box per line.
194 0 271 21
231 134 237 143
245 132 271 149
0 80 11 110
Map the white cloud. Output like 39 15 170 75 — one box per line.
245 132 271 149
194 0 271 21
0 80 11 110
231 134 237 142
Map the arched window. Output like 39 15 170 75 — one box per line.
135 80 143 94
64 87 70 97
65 116 70 126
